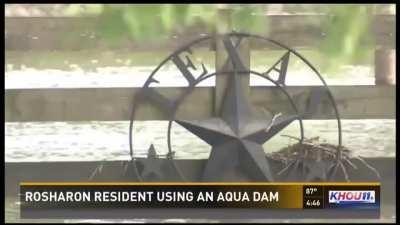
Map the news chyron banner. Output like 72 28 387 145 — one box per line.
20 182 380 219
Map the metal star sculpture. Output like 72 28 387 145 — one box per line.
304 160 331 181
278 159 305 181
303 147 333 181
175 70 298 181
140 144 164 180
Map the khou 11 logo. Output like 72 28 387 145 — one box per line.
328 190 375 205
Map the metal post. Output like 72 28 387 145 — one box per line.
374 4 395 85
375 48 395 85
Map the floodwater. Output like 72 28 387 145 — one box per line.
4 119 396 162
4 62 395 223
5 64 394 161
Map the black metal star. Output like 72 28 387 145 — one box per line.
175 70 297 181
304 160 331 181
140 144 165 180
303 148 333 181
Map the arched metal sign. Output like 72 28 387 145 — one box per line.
92 32 379 182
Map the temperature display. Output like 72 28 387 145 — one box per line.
303 185 324 209
303 186 323 197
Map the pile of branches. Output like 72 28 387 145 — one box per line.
269 135 351 163
268 135 380 181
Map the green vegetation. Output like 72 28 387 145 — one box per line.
75 4 378 71
5 4 385 74
94 4 266 43
319 5 374 71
